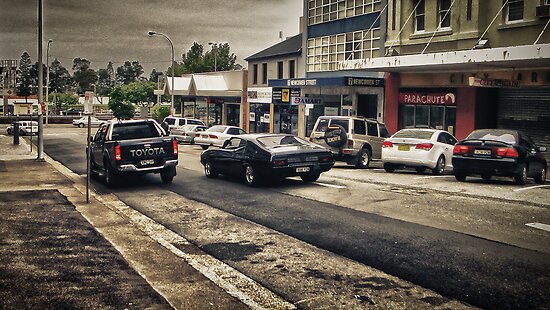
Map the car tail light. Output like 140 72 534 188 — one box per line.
114 144 122 161
496 147 518 158
382 141 393 148
415 143 433 151
272 159 288 166
453 145 471 155
209 134 218 139
173 139 178 155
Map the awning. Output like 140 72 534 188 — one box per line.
164 77 192 96
192 74 242 97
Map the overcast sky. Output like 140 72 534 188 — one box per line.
0 0 303 75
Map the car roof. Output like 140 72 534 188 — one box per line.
318 115 384 123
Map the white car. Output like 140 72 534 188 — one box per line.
194 125 247 150
381 128 457 174
171 124 207 144
6 121 38 136
72 116 105 128
162 116 205 133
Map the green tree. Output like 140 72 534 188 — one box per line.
151 105 170 121
149 69 162 83
116 60 144 84
108 85 135 119
49 92 78 112
123 81 156 107
204 43 242 71
48 58 73 93
16 51 33 100
181 42 207 73
72 58 97 94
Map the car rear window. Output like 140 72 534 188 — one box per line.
187 119 203 125
314 118 349 132
466 130 517 144
164 118 176 125
207 126 226 133
257 135 307 149
393 130 434 140
111 122 161 140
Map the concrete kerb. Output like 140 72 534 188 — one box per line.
42 152 296 310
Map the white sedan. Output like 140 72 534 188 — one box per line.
381 128 457 174
72 116 105 128
194 125 247 150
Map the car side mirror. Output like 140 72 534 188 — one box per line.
539 146 547 152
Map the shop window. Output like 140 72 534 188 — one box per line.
430 106 445 130
277 61 284 79
354 120 366 134
415 105 430 127
415 0 425 32
506 0 524 23
438 0 451 28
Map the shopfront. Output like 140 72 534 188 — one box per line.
247 87 272 133
398 90 457 135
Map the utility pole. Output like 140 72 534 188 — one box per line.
45 39 52 125
37 0 44 160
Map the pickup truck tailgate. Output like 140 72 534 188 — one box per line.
118 138 176 166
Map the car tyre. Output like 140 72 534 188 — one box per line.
431 156 445 175
514 164 528 185
89 157 100 179
301 173 320 182
160 170 174 184
244 165 260 187
200 145 209 150
534 167 546 184
384 163 396 173
19 129 25 136
204 161 218 178
6 128 12 135
454 170 467 182
356 148 371 169
78 123 85 128
104 161 118 187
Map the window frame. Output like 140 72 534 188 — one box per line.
261 63 268 84
506 0 524 23
252 64 258 85
438 0 451 29
289 60 296 79
277 61 284 79
414 0 426 33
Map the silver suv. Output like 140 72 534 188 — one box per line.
310 116 390 168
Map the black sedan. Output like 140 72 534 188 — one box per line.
200 134 335 186
452 129 547 185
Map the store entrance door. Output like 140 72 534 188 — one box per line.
357 94 378 119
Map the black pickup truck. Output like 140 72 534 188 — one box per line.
89 119 178 186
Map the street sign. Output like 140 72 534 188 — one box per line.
84 91 94 114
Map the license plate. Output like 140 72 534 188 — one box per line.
398 145 410 151
474 149 491 155
296 167 310 173
140 159 155 166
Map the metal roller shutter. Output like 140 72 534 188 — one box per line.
498 88 550 161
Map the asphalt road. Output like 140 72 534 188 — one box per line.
43 127 550 309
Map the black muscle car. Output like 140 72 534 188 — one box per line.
200 134 335 186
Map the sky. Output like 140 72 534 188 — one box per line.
0 0 303 75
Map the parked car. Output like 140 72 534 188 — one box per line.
89 119 178 186
72 116 105 128
194 125 247 150
200 134 335 186
6 121 38 136
171 124 207 144
309 116 390 168
382 128 457 174
452 129 547 185
64 108 83 116
162 116 205 133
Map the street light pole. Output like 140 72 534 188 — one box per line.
208 42 217 72
45 39 52 125
148 31 175 115
37 0 44 160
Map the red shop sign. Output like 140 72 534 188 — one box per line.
399 92 456 105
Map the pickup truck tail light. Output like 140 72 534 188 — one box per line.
114 144 122 161
173 139 178 155
415 143 433 151
272 159 288 166
382 141 393 148
453 145 471 155
496 147 518 158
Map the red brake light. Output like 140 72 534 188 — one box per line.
497 147 518 158
209 134 218 139
173 139 178 155
453 145 470 155
114 144 122 161
415 143 433 151
382 141 393 148
272 159 287 166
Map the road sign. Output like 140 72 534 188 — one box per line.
84 91 94 114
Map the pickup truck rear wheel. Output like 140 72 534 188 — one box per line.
160 171 174 183
300 173 320 182
104 163 118 187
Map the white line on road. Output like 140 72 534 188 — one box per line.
314 181 346 189
525 222 550 233
514 185 550 192
413 175 454 180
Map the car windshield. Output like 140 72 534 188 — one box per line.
111 122 161 140
257 135 308 149
206 126 226 133
466 130 517 144
393 130 434 140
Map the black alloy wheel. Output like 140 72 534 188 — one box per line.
356 148 372 169
384 163 396 173
301 173 320 182
104 161 118 187
514 164 528 185
534 167 546 184
432 155 445 175
204 161 218 178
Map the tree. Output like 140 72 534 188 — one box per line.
16 52 33 100
108 85 135 119
123 81 156 107
29 62 47 94
149 69 162 83
181 42 207 73
48 58 73 93
116 60 144 84
72 58 97 94
204 43 242 71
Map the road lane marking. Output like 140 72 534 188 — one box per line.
413 175 453 180
525 223 550 233
514 185 550 192
314 181 346 189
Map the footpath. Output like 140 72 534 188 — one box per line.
0 134 248 309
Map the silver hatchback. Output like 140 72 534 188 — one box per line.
309 116 390 168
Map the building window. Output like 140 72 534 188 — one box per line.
507 0 524 22
307 0 382 26
277 61 283 79
306 28 381 72
415 0 425 32
253 64 258 85
439 0 451 28
262 63 267 84
289 60 295 79
466 0 472 20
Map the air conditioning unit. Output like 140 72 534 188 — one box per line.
536 5 550 18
